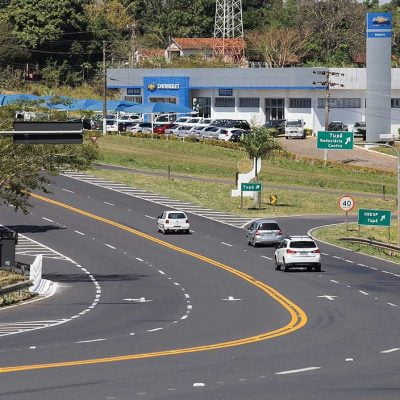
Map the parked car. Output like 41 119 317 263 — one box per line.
154 114 175 126
213 119 251 130
285 119 306 139
352 121 366 139
201 126 222 140
245 219 284 247
228 129 247 142
154 123 175 135
197 118 214 127
218 128 246 141
164 123 181 134
274 236 321 272
106 119 119 132
175 125 196 139
327 121 348 131
118 121 140 132
263 119 286 136
128 122 153 134
157 210 190 234
174 116 202 126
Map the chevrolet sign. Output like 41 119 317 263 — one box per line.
147 83 181 91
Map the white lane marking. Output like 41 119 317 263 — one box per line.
136 257 144 262
158 270 165 275
105 244 116 249
42 217 54 222
345 358 354 362
317 295 337 301
344 260 354 264
104 201 114 206
74 230 85 235
368 266 378 270
387 303 398 307
275 367 321 375
184 293 190 299
261 255 272 260
145 215 156 220
380 348 400 354
181 315 188 320
147 328 163 332
62 188 74 193
330 279 339 284
193 383 206 387
123 297 153 303
221 242 233 247
359 290 369 296
357 263 367 267
75 338 106 344
382 271 394 275
222 296 242 301
321 252 330 256
332 256 341 259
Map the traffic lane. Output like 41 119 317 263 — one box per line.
0 203 295 365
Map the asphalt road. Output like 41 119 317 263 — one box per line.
0 174 399 400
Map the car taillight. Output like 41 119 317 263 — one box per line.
186 219 189 223
312 249 320 253
255 230 260 235
287 249 297 254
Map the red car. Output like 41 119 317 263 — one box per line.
154 123 174 134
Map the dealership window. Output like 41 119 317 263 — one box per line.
192 97 211 117
149 97 176 103
124 96 142 103
318 98 361 108
391 98 400 108
215 97 235 107
239 97 260 108
265 98 285 120
289 98 311 108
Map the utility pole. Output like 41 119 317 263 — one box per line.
102 41 107 136
313 70 344 164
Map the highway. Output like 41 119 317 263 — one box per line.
0 174 399 400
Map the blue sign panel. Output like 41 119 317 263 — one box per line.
367 31 392 38
143 76 190 107
219 88 233 96
127 88 141 95
367 13 392 30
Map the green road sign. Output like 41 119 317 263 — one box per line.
358 209 392 227
241 182 262 192
317 131 354 150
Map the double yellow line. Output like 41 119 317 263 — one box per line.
0 193 307 374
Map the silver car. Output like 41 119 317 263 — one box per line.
245 219 283 247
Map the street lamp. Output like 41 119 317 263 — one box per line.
359 142 400 247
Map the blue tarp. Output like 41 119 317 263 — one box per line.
1 93 41 105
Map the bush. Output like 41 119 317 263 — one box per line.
304 128 313 136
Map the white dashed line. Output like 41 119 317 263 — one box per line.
221 242 233 247
104 201 114 206
145 215 156 220
74 230 85 235
147 328 163 332
345 358 354 362
75 338 106 344
330 279 339 284
42 217 54 222
261 255 272 260
359 290 369 296
136 257 144 262
61 188 74 193
380 348 400 354
193 383 206 387
105 244 116 249
275 367 321 375
387 303 398 307
344 260 354 264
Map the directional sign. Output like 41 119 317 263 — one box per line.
339 195 355 212
317 131 354 150
270 194 278 205
358 209 392 227
241 182 262 192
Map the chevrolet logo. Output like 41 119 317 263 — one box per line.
147 83 157 92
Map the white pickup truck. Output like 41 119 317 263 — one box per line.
285 119 306 139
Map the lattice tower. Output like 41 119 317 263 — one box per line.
213 0 245 63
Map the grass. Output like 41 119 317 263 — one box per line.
0 270 32 307
312 223 400 264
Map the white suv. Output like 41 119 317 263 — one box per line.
274 236 321 272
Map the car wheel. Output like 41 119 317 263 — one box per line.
285 136 289 139
315 264 321 272
307 266 313 272
283 259 290 272
275 257 281 271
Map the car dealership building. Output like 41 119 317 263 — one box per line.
108 67 400 134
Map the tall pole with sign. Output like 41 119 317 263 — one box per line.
366 13 392 143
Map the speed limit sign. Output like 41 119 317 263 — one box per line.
339 196 355 212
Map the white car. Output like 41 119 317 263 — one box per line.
218 128 245 141
274 236 321 272
157 211 190 234
175 116 202 126
201 126 221 140
128 122 153 134
106 119 118 132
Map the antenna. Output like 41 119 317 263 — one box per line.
213 0 245 63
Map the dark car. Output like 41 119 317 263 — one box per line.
327 121 348 131
212 119 251 131
264 119 286 136
352 121 366 140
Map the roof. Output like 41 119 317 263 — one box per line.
171 37 245 50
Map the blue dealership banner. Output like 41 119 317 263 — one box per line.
143 76 190 107
367 31 392 38
367 13 392 30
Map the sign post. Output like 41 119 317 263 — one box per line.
339 195 355 230
241 182 262 209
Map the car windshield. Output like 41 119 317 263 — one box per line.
290 241 317 248
355 122 366 127
286 120 301 127
168 213 186 219
258 223 280 230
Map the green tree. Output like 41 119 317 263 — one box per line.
240 127 281 180
0 104 98 213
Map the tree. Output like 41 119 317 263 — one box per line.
246 27 311 67
0 104 98 213
240 127 281 180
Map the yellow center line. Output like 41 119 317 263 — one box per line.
0 193 307 374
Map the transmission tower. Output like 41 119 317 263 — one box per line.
213 0 245 63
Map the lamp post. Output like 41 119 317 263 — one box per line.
359 142 399 247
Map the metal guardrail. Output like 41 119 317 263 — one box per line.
340 237 400 253
0 280 32 296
